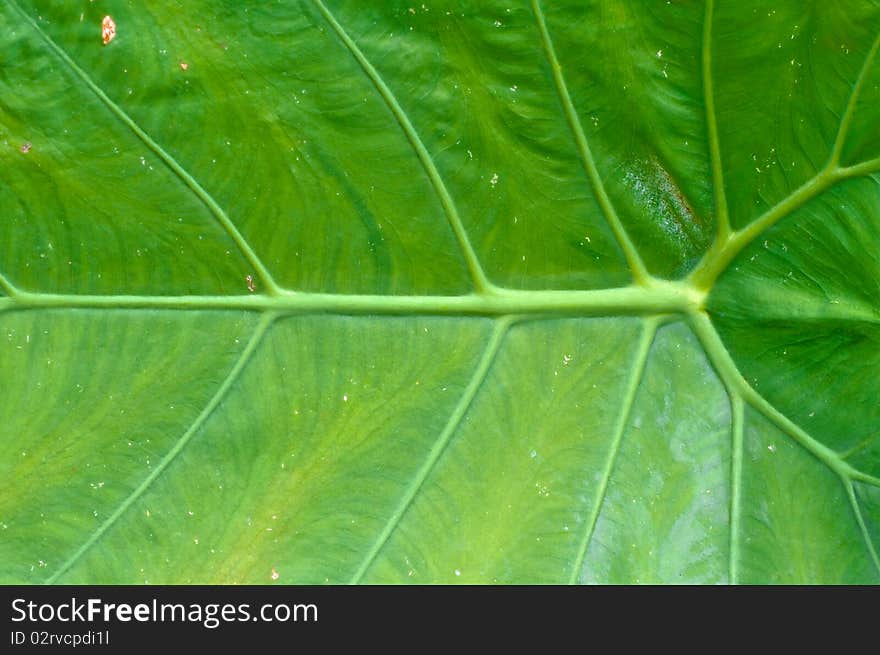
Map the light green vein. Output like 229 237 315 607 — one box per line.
702 0 730 240
312 0 492 295
9 280 702 317
728 393 744 585
710 286 880 325
530 0 650 286
691 312 880 574
7 0 280 295
850 469 880 488
44 313 275 584
689 154 880 290
688 170 835 289
829 30 880 167
690 27 880 291
0 270 17 297
689 311 872 484
844 479 880 576
690 306 743 585
349 317 511 584
839 432 879 461
838 155 880 179
569 318 657 584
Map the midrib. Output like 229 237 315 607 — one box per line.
1 281 704 318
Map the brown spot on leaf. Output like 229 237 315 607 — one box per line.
20 142 32 154
623 157 709 257
179 61 189 71
101 16 117 45
246 275 255 293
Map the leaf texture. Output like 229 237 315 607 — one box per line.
1 0 879 584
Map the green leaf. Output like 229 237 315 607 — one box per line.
1 0 878 584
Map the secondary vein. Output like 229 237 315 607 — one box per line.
702 0 730 240
348 317 511 583
688 313 880 580
689 26 880 291
839 432 880 461
530 0 650 286
7 0 280 295
0 270 18 297
844 479 880 576
569 318 657 584
829 30 880 167
688 311 869 483
44 313 275 584
838 155 880 178
688 170 835 289
728 390 744 585
311 0 493 295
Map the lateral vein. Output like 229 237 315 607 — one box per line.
689 27 880 290
348 317 511 583
688 171 834 289
688 311 869 483
0 270 18 297
530 0 650 285
702 0 730 239
7 0 280 295
838 155 880 179
829 30 880 167
845 479 880 576
728 394 744 585
569 318 657 584
44 313 275 584
312 0 492 294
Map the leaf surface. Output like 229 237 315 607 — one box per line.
1 0 879 584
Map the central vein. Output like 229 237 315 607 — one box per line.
4 281 703 318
